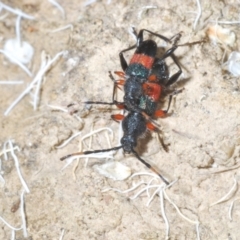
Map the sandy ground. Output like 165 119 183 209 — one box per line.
0 0 240 239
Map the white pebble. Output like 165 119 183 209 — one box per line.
94 161 131 180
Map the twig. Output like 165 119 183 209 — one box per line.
228 197 240 221
4 51 65 115
160 188 169 240
83 0 97 6
193 0 202 30
210 175 238 206
50 24 73 33
0 216 22 231
20 190 27 237
11 230 15 240
8 140 30 193
209 20 240 25
16 15 22 47
130 185 163 200
0 2 34 19
56 132 82 149
138 6 157 20
47 104 68 112
0 49 32 77
59 228 65 240
48 0 65 19
0 80 23 84
164 190 199 225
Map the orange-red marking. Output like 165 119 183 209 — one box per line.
142 83 162 101
130 54 154 69
116 79 125 86
154 109 166 118
146 122 157 131
148 74 158 82
114 71 125 78
116 104 125 109
111 114 124 121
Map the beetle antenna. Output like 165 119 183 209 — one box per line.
60 146 122 161
132 148 169 185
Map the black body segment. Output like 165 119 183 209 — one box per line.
121 112 147 153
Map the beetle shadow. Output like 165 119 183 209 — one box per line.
135 130 153 156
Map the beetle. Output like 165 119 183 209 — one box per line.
61 29 203 183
